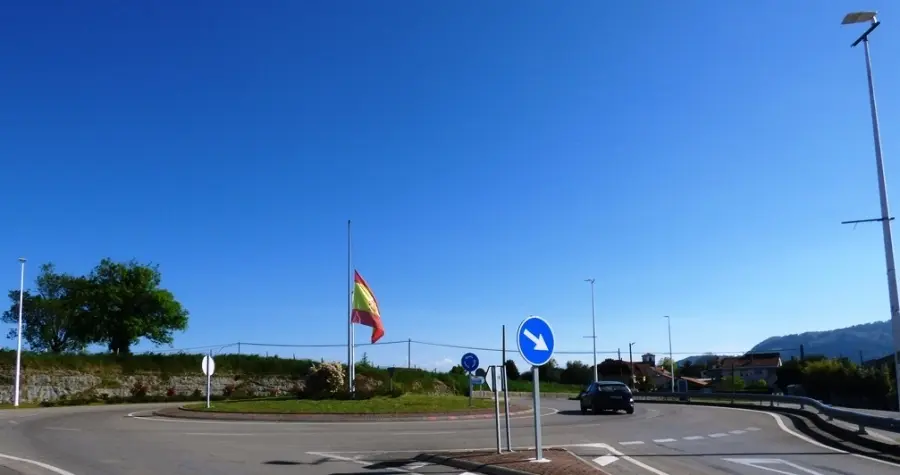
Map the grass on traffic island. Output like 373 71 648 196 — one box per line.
184 394 495 414
416 448 601 475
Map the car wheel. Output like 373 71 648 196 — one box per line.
580 405 587 415
626 407 634 415
592 402 601 414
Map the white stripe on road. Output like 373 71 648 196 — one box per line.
709 433 728 438
593 455 618 466
619 441 645 446
402 462 428 471
746 427 761 431
0 453 77 475
580 444 671 475
45 427 82 432
653 438 677 443
729 430 747 434
683 436 705 440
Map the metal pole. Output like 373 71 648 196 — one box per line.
628 342 635 390
493 366 502 453
860 35 900 412
666 316 674 392
591 280 597 383
408 338 411 368
348 220 355 394
532 366 543 460
206 350 212 409
502 325 512 452
14 258 25 407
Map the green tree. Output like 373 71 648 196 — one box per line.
449 365 466 375
720 375 745 391
538 358 561 383
85 259 189 354
561 360 593 385
504 359 520 379
658 357 675 373
1 263 93 353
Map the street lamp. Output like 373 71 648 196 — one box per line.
584 278 598 382
841 11 900 411
14 258 25 407
628 342 636 390
664 316 674 392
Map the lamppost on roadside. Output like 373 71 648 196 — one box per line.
584 278 598 382
14 258 25 407
664 316 674 392
628 342 636 390
840 11 900 411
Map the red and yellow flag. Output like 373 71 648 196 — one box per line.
351 270 385 343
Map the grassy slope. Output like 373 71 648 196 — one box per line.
186 394 494 414
0 350 584 395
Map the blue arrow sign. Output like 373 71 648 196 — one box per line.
517 316 555 367
461 352 479 373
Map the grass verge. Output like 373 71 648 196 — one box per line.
185 394 494 414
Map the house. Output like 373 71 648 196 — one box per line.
703 352 782 387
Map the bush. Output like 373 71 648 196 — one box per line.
303 361 345 399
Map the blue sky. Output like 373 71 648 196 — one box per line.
2 1 900 371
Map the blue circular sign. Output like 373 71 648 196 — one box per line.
461 352 479 373
517 316 555 367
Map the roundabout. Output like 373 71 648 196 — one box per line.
1 397 899 475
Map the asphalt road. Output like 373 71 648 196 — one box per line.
0 398 898 475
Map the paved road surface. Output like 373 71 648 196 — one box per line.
1 398 898 475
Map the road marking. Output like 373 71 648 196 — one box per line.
0 453 77 475
653 438 677 443
723 457 825 475
709 433 728 438
308 452 426 474
45 427 82 432
619 441 644 446
729 430 747 434
402 462 428 471
579 444 670 475
8 420 18 425
683 436 704 440
592 455 618 466
671 403 900 469
183 432 258 436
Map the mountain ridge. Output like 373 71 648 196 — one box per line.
749 320 892 361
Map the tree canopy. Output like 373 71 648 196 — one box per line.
2 259 189 354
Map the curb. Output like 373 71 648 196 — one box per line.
414 453 534 475
638 399 900 459
152 405 533 423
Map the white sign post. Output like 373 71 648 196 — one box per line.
201 353 215 409
517 316 555 463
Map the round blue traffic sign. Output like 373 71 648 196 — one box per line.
461 352 479 373
517 316 555 367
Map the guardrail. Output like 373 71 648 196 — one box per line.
633 391 900 435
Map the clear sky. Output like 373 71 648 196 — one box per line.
3 1 900 371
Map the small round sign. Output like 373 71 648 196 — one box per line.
201 355 216 376
461 352 479 373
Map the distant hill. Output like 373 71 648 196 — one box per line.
749 320 893 362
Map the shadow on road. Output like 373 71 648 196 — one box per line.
264 458 329 466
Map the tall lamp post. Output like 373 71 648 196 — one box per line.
840 11 900 411
14 258 26 407
628 341 636 390
584 278 598 382
664 316 674 392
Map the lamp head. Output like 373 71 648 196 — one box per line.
842 11 878 25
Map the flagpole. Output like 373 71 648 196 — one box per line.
347 219 355 394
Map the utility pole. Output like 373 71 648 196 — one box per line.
584 278 598 382
628 342 636 390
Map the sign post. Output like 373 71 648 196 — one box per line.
201 352 216 409
517 316 555 462
461 353 479 407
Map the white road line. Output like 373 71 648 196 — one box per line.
129 408 557 425
45 427 81 432
307 452 425 474
619 441 644 446
683 436 705 440
729 430 747 434
709 433 728 438
679 403 900 469
0 453 77 475
391 431 457 436
580 443 671 475
653 438 677 443
8 420 18 425
402 462 428 471
593 455 618 466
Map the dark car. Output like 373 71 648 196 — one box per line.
579 381 634 414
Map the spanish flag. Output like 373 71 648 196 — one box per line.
351 270 385 343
